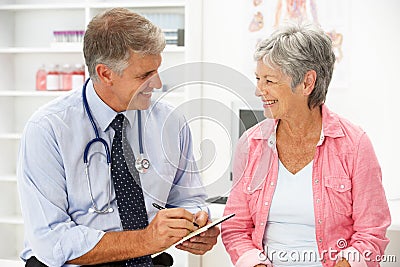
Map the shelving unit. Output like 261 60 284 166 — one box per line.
0 0 201 264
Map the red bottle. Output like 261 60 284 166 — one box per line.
35 65 47 91
46 64 60 91
71 64 85 90
61 64 72 91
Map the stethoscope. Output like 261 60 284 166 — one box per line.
82 78 150 214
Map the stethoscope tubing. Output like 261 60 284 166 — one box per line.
82 78 149 214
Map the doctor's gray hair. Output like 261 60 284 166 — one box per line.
254 22 335 109
84 8 166 82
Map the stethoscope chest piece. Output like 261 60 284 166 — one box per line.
135 155 150 174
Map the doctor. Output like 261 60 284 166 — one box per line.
17 7 219 267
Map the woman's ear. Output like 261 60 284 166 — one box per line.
95 64 113 85
303 70 317 96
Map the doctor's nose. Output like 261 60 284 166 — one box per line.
149 73 162 90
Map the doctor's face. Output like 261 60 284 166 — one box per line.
110 53 162 111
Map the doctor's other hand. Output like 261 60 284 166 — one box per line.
334 258 351 267
175 210 220 255
141 208 197 253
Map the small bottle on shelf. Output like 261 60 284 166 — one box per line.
71 64 85 90
46 64 60 91
35 64 47 91
61 64 72 91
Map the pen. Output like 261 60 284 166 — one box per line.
152 202 200 227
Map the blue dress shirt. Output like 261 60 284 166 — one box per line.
17 80 208 266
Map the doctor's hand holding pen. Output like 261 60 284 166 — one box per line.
150 203 220 255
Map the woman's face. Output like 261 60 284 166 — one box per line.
255 60 304 120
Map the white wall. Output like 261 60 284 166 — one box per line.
199 0 400 201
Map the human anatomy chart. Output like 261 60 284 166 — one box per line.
247 0 348 86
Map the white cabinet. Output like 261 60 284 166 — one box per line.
0 0 201 264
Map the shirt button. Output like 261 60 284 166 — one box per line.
247 186 251 191
318 219 322 224
316 198 320 203
319 238 323 243
261 222 264 226
270 182 275 186
265 201 269 206
340 184 345 189
315 179 319 184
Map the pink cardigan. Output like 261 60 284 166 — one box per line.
222 105 391 267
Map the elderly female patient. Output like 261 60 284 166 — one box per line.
222 22 390 267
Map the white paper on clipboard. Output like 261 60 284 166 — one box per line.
151 213 235 258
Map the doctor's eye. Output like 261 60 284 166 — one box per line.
138 74 149 80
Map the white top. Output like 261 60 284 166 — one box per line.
263 160 323 267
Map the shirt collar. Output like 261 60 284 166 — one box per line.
320 104 345 139
249 104 345 144
85 79 137 132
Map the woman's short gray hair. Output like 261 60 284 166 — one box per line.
254 22 335 108
83 8 166 82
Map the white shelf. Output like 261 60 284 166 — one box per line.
0 0 185 11
0 90 69 97
0 175 17 182
0 45 184 54
0 259 24 267
87 0 185 9
0 3 86 10
0 215 23 225
0 134 21 140
0 47 82 54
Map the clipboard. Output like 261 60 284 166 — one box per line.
151 213 235 258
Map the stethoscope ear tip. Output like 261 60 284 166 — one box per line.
88 208 95 213
108 207 114 213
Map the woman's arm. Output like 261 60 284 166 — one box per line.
222 136 272 267
344 133 391 267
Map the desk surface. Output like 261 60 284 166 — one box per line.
388 199 400 231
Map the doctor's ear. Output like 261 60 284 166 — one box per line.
302 70 317 96
95 64 113 85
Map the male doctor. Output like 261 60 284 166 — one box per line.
18 8 219 267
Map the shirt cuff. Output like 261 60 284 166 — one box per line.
53 227 105 266
236 248 272 267
338 247 368 267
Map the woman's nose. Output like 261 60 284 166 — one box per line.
255 84 263 97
